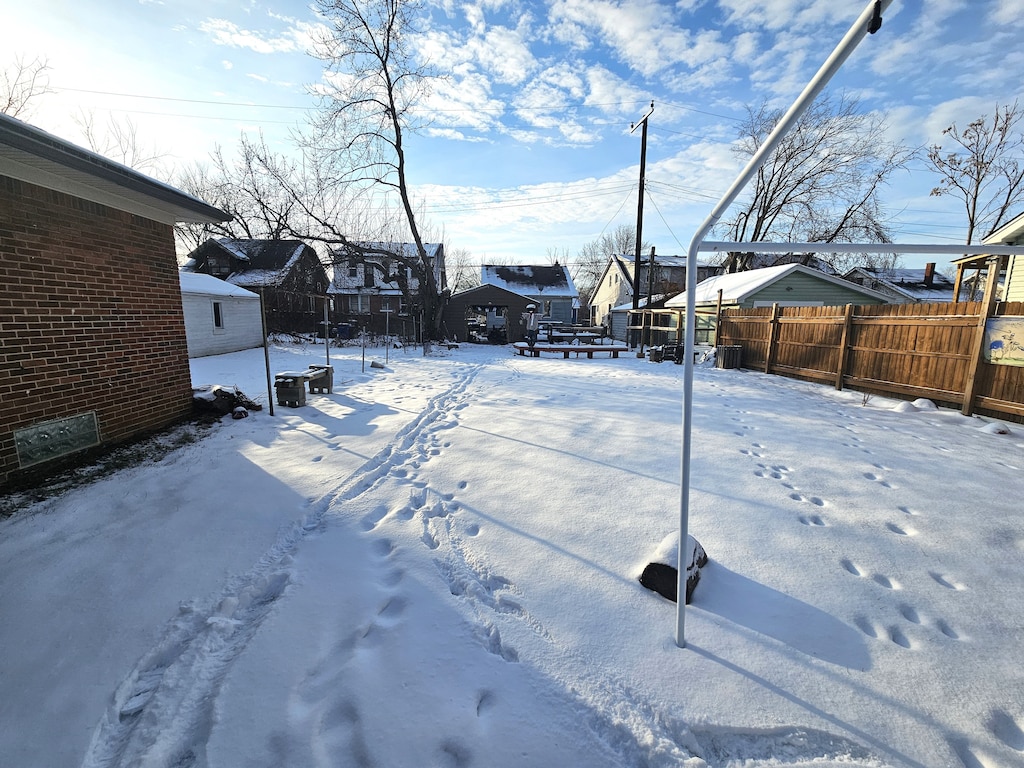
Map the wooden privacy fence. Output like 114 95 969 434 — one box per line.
717 301 1024 422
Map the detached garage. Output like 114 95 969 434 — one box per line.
179 272 264 358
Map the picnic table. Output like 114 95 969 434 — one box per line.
513 342 628 359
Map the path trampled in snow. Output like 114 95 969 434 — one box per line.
2 342 1023 768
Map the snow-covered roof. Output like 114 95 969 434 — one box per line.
665 263 890 307
615 254 715 270
610 294 669 312
328 242 444 292
843 266 955 302
480 264 577 297
178 271 259 298
220 240 308 287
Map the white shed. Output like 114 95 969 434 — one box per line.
179 272 264 358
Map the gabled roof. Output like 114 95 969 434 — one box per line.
0 112 229 225
665 263 891 307
983 210 1024 245
328 242 445 293
183 238 316 288
481 264 577 297
179 271 258 298
333 242 443 260
843 266 955 302
611 294 670 312
451 283 533 304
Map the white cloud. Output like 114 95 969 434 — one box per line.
583 65 644 114
731 31 759 66
199 18 307 54
421 71 506 134
921 96 1003 147
717 0 851 32
546 0 721 77
469 25 536 85
990 0 1024 24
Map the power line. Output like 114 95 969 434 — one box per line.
54 85 654 117
54 86 310 110
420 182 637 213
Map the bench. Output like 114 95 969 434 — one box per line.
513 342 629 359
274 364 333 407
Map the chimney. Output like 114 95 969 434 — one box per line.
924 262 935 288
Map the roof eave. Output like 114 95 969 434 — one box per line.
0 113 230 225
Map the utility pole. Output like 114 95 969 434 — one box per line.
630 101 654 348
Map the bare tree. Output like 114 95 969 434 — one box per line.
926 101 1024 245
574 224 648 304
73 110 167 173
718 94 912 273
445 246 479 294
1 55 51 118
295 0 448 337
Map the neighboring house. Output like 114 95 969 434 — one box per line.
590 254 718 334
842 263 955 303
327 242 446 338
480 264 578 325
0 112 229 488
441 284 534 344
952 211 1024 303
182 238 329 334
665 263 892 313
179 272 264 358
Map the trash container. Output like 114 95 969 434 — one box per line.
716 345 742 369
274 374 306 407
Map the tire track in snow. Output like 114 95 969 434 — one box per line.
80 364 484 768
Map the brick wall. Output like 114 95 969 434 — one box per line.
0 175 194 488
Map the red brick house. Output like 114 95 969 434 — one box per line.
0 113 230 489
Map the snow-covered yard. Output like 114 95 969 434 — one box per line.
1 341 1022 767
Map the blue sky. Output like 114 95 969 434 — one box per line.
4 0 1024 271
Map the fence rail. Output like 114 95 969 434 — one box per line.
717 300 1024 423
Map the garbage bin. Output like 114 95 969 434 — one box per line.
716 345 742 369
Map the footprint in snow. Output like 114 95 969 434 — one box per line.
886 522 916 536
929 571 967 591
871 573 899 590
987 709 1024 751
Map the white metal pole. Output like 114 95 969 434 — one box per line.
676 0 894 648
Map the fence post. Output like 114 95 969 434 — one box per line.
764 303 780 374
714 289 724 346
961 256 1002 416
835 303 854 390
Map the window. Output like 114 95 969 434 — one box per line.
348 264 358 278
208 255 230 277
347 295 369 313
212 301 224 329
364 265 376 288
